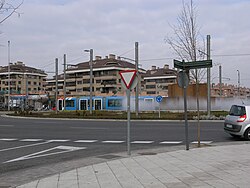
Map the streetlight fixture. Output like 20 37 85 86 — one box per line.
84 49 93 115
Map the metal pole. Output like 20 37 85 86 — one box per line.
127 89 131 156
183 70 189 150
219 65 222 97
8 40 10 111
159 103 161 118
135 42 139 117
89 49 93 115
55 58 58 114
25 74 28 110
237 70 240 96
63 54 66 111
207 35 211 116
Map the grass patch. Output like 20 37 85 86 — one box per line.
9 110 229 120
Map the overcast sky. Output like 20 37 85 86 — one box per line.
0 0 250 87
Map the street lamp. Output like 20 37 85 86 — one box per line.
84 49 93 115
237 70 240 97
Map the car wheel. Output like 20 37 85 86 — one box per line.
243 128 250 140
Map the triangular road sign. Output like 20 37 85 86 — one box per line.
119 70 137 89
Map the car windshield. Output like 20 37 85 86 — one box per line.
229 105 246 116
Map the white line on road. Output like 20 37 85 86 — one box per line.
0 141 52 152
74 140 98 143
48 139 70 142
191 141 213 144
102 141 125 144
20 139 43 142
160 141 183 144
131 141 154 144
0 138 18 141
4 145 86 163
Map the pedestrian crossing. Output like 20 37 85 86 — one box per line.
0 138 213 145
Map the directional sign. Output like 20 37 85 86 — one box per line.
174 59 212 70
156 95 163 103
119 70 137 89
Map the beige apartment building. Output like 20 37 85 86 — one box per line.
45 54 178 98
0 61 47 107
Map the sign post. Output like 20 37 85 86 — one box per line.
119 70 137 156
174 59 212 151
156 95 163 118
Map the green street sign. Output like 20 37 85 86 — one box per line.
174 59 212 70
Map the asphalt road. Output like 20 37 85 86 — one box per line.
0 115 244 187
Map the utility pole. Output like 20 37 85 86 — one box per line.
219 65 222 97
7 40 10 111
63 54 66 111
207 35 211 117
89 49 93 115
84 49 93 115
55 58 58 114
135 42 139 117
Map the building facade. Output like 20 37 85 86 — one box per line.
0 61 47 107
45 54 178 99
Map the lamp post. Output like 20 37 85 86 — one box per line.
7 40 10 111
84 49 93 115
237 70 240 97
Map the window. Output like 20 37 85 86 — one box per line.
107 99 122 107
146 85 156 89
229 105 246 116
147 91 156 94
34 82 37 85
66 100 75 107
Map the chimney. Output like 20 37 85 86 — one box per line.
151 66 156 70
16 61 24 66
95 56 102 60
109 54 116 59
164 64 169 69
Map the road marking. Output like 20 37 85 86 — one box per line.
48 139 70 142
160 141 183 144
20 139 43 142
131 141 154 144
74 140 98 143
0 141 51 152
4 145 86 163
102 141 125 144
0 138 18 141
191 141 213 144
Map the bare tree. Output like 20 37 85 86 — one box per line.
165 0 206 147
0 0 23 24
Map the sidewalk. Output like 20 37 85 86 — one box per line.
16 143 250 188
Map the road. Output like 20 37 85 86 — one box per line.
0 115 243 187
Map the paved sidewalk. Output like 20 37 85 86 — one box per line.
17 143 250 188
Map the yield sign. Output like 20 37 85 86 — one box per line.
119 70 137 89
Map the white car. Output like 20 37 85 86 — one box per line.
224 105 250 140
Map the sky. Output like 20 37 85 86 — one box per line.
0 0 250 87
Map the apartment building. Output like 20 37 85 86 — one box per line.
45 54 178 98
46 54 146 98
211 83 250 98
142 65 177 96
0 61 47 106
